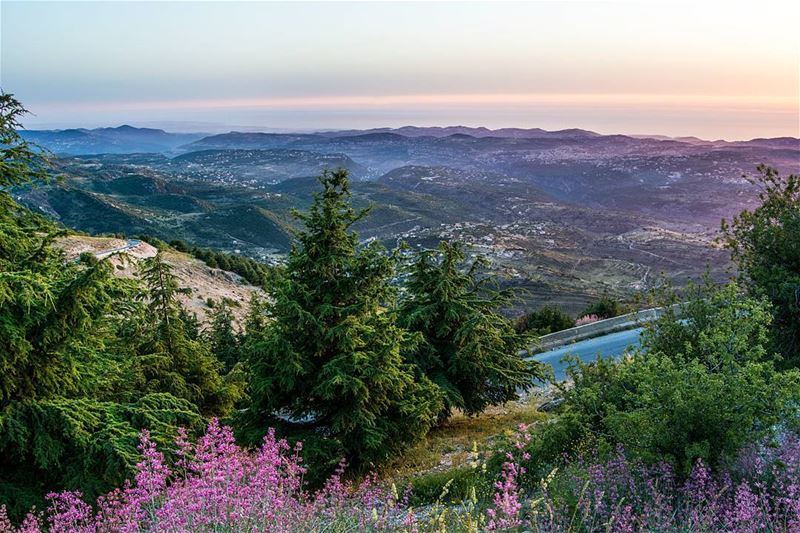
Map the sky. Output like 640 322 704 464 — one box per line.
2 0 798 140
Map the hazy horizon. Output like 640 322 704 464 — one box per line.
17 120 800 143
3 1 798 140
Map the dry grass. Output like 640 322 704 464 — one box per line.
381 392 549 480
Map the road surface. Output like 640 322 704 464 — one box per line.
529 327 644 381
94 239 141 259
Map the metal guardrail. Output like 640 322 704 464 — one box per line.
525 303 683 354
94 239 142 259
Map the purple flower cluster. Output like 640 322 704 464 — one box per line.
575 314 601 326
1 422 798 532
0 419 415 532
525 434 800 532
486 424 532 530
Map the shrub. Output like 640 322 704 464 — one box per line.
721 164 800 369
515 305 574 335
523 435 800 532
409 466 490 507
579 296 625 320
551 282 800 475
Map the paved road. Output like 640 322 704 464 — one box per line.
528 327 644 381
95 239 141 258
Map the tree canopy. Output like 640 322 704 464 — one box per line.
721 164 800 369
0 94 233 517
127 252 244 416
239 169 442 471
399 241 544 419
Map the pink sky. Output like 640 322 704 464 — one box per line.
3 1 798 139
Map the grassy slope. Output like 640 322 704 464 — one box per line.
380 392 549 505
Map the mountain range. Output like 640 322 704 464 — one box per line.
17 124 799 313
20 125 205 154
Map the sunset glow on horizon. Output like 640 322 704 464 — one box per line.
2 1 798 140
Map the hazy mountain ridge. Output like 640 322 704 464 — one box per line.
20 125 205 154
181 128 798 187
317 126 602 139
27 124 797 157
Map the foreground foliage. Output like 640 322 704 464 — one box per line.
548 282 800 475
0 94 237 517
525 433 800 532
4 421 798 532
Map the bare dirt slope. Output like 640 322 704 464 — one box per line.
58 235 265 326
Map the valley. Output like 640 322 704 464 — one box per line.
20 125 798 314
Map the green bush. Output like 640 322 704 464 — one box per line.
721 165 800 369
527 284 800 482
515 304 574 335
408 466 490 506
532 282 800 477
579 296 625 319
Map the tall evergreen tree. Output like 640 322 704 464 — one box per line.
0 92 114 406
398 241 545 420
207 300 241 373
240 169 442 470
139 251 183 353
0 93 49 190
132 252 244 416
